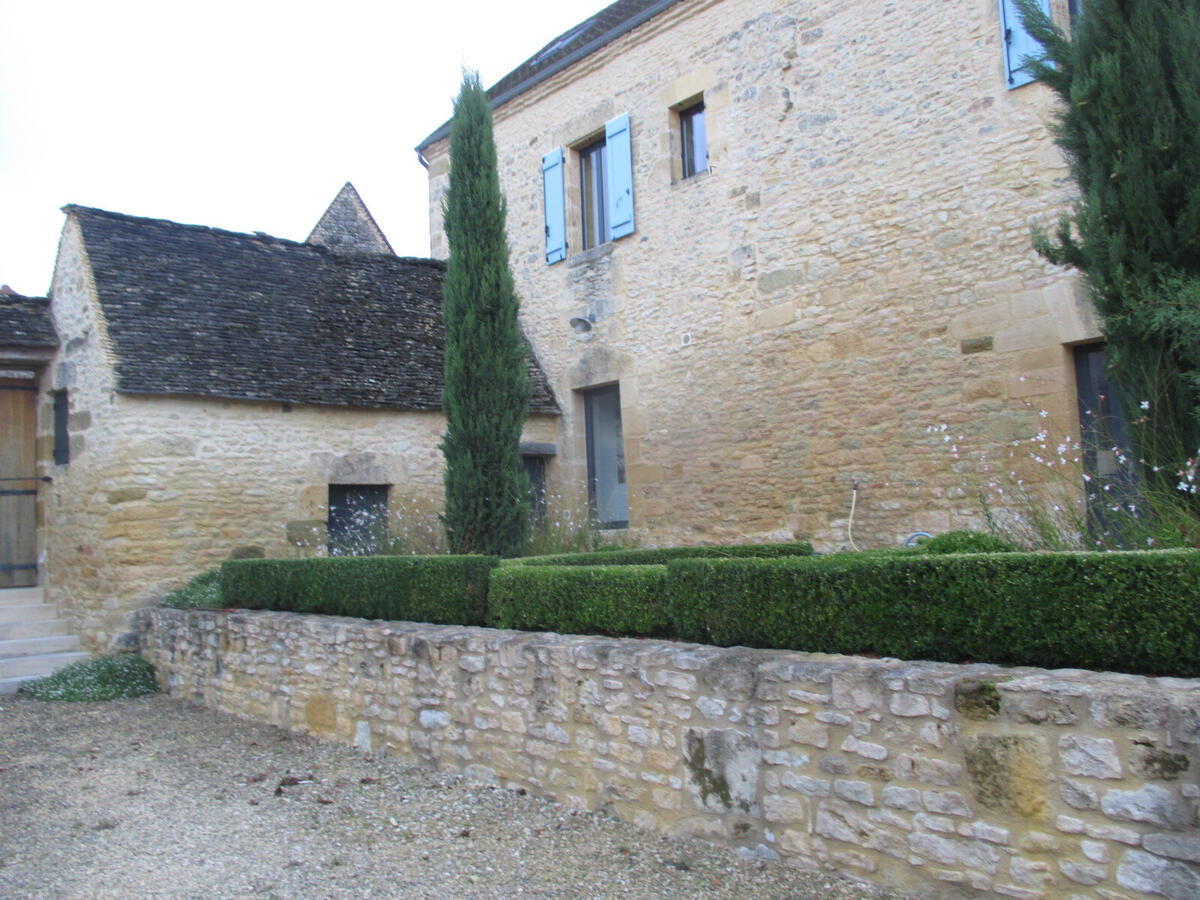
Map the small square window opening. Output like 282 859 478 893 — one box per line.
680 102 708 179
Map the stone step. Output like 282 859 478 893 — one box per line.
0 651 89 689
0 634 81 659
0 618 72 641
0 604 57 625
0 586 44 607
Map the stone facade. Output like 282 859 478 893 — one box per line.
140 608 1200 900
420 0 1102 549
38 215 557 650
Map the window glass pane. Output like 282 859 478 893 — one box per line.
580 139 607 249
681 103 707 178
584 385 628 527
327 484 389 556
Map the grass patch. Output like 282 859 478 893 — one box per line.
162 570 222 608
23 655 160 701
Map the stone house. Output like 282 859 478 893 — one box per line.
417 0 1112 549
1 184 558 652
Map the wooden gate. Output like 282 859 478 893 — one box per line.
0 375 39 588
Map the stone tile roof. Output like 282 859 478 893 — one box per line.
416 0 685 152
0 287 57 347
66 206 559 414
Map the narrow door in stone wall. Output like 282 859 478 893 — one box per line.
0 374 38 587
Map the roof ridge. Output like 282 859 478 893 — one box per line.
64 204 304 249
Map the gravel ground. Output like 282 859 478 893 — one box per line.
0 694 918 899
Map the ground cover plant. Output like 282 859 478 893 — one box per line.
23 655 159 701
162 569 222 608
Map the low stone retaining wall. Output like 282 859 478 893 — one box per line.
138 608 1200 900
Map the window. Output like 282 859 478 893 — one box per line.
583 384 628 528
1074 344 1138 538
523 455 547 527
680 102 708 179
327 484 389 556
52 389 69 466
541 113 635 263
999 0 1050 89
579 138 609 250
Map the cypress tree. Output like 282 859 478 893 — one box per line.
439 71 531 556
1018 0 1200 488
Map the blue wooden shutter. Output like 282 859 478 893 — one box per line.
1000 0 1048 89
542 147 566 264
605 114 635 240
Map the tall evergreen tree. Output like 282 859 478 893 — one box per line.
1018 0 1200 486
440 71 531 556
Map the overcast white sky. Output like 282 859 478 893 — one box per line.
0 0 606 297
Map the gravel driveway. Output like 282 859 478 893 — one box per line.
0 694 916 899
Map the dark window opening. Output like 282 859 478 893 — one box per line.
523 455 547 528
52 390 69 466
1074 344 1139 540
327 484 389 556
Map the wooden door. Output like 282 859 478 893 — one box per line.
0 375 38 587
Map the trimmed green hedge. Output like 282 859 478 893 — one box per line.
667 550 1200 676
221 555 498 626
488 565 669 636
505 541 815 567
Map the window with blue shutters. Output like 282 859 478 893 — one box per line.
542 113 636 261
1000 0 1049 89
542 148 566 264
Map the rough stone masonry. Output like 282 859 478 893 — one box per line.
140 608 1200 900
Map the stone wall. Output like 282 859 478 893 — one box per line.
140 608 1199 900
40 219 558 649
422 0 1102 550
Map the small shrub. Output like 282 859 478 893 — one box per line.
162 570 222 608
918 531 1018 554
489 565 669 636
23 655 159 701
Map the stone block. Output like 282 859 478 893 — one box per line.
788 720 830 749
896 754 963 788
1116 848 1200 899
1059 736 1122 779
963 735 1050 819
683 727 761 815
1102 785 1191 830
1060 776 1100 810
1129 743 1191 781
1145 834 1200 864
923 790 973 817
1058 859 1107 886
833 779 875 807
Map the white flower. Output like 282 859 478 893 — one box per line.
1140 400 1150 410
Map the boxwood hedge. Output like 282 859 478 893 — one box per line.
505 541 814 567
666 550 1200 676
488 564 669 636
221 555 497 626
